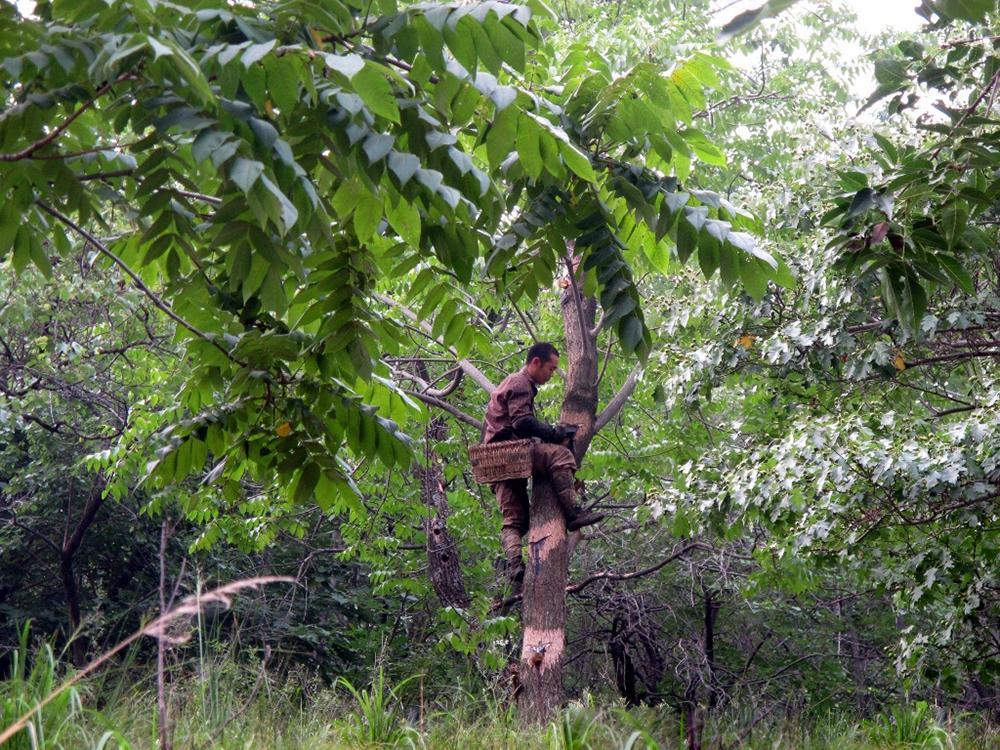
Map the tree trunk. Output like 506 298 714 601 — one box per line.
558 264 599 460
684 683 703 750
157 515 173 750
517 475 569 722
59 551 85 667
704 588 720 709
419 461 470 609
517 253 600 722
61 482 103 667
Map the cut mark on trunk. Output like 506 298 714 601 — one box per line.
520 627 565 676
528 516 564 560
529 534 550 577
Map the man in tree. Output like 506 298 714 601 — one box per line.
483 342 604 589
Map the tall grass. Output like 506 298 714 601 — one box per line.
1 630 996 749
0 623 130 750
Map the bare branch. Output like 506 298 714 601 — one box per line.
426 367 463 398
595 366 642 432
36 201 243 368
0 79 118 162
494 542 705 610
407 391 483 431
374 293 495 393
566 541 705 595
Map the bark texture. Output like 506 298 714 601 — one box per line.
419 462 470 609
516 475 569 722
558 277 599 461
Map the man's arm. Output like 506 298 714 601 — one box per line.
508 384 564 443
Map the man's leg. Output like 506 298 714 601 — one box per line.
532 444 605 531
493 479 529 587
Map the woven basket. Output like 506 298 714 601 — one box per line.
469 439 533 483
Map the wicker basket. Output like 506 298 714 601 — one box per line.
469 439 534 483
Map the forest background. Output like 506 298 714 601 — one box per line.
0 0 997 747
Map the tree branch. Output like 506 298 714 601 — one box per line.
407 391 483 431
494 541 704 609
36 201 242 368
374 293 495 393
563 248 593 356
565 541 705 595
0 75 131 162
594 366 641 432
5 514 62 556
425 367 463 398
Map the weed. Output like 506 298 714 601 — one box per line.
337 667 422 747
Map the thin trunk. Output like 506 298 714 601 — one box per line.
59 553 84 667
61 483 103 667
558 273 599 461
157 516 172 750
517 476 569 722
684 677 703 750
611 616 639 706
419 453 470 609
704 588 720 709
418 401 470 609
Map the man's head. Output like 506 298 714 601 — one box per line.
524 342 560 384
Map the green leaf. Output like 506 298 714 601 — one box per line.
681 128 726 166
559 141 596 181
354 194 383 241
260 176 299 234
325 53 365 79
941 202 969 250
698 224 722 279
486 106 518 168
25 232 51 277
155 38 214 105
618 315 643 354
934 0 994 22
265 56 300 113
293 462 320 504
444 19 477 73
11 226 31 274
363 133 395 164
332 180 364 217
192 130 230 163
937 254 975 294
229 158 265 192
353 65 400 123
388 151 420 185
740 259 770 299
717 0 802 42
387 198 421 247
516 123 542 179
845 188 876 221
242 40 276 68
676 212 698 264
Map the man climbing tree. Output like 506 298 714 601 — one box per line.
481 342 605 592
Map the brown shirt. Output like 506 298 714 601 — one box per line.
483 368 537 444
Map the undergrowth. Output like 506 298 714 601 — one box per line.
0 635 996 750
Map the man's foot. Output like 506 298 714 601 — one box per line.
565 506 605 531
